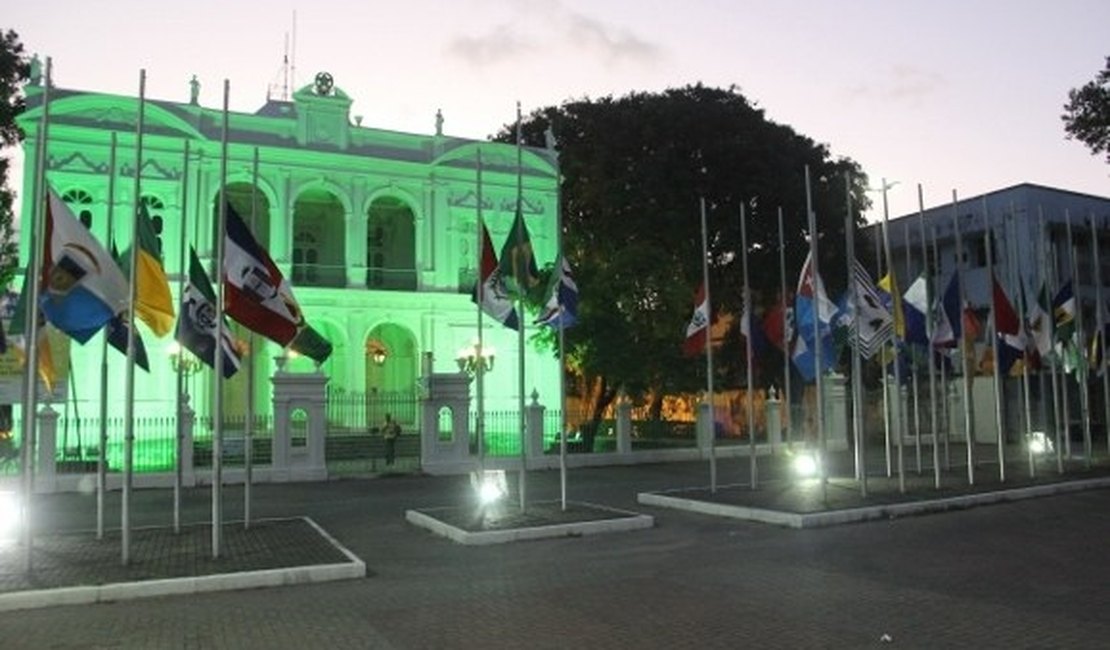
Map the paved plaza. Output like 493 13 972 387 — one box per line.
1 452 1109 648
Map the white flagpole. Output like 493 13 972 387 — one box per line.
174 139 189 534
1091 213 1110 459
244 147 259 529
904 223 922 474
212 79 230 557
20 56 52 573
952 190 975 485
700 197 716 492
1041 209 1063 474
1059 211 1074 461
876 217 892 477
550 140 569 511
122 68 147 565
918 186 940 488
805 166 827 501
880 178 905 493
514 102 527 512
777 207 791 448
97 131 117 540
1010 206 1034 478
741 203 756 489
475 150 486 475
844 174 867 497
1067 209 1092 469
930 225 951 472
983 198 1007 483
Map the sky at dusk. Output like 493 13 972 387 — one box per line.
5 0 1108 223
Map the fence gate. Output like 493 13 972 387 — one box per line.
326 389 422 474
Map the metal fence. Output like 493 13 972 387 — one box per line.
326 389 422 475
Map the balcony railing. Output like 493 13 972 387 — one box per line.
365 267 417 291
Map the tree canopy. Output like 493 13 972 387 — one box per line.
496 85 872 441
0 29 29 289
1062 56 1110 164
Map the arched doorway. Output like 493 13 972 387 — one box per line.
365 324 417 426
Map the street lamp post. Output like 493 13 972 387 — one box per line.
167 342 201 533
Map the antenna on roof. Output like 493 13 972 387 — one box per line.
267 12 297 102
290 10 297 97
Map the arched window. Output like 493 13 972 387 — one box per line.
62 188 94 229
365 197 416 290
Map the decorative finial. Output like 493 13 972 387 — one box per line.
189 74 200 105
435 109 444 136
29 54 42 86
544 125 556 150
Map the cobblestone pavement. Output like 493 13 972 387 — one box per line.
1 454 1109 649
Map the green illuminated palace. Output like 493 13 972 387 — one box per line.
16 70 561 422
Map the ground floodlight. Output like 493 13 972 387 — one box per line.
793 452 819 479
0 491 19 538
1028 431 1053 456
470 469 508 506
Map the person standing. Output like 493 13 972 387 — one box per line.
382 413 400 466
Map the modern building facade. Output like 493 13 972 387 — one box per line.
14 69 562 423
871 183 1110 325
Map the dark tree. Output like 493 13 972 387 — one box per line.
1062 56 1110 164
497 85 871 450
0 29 29 289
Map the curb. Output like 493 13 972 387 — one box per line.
0 517 366 612
406 502 655 545
637 477 1110 529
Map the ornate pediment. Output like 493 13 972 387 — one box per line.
48 152 109 174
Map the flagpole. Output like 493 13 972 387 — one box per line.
1042 209 1063 474
1091 213 1109 459
1010 206 1034 479
699 197 716 492
121 68 147 565
475 149 486 476
844 174 867 497
918 186 940 488
213 79 230 558
174 139 189 534
97 131 117 540
514 102 527 512
903 223 922 475
983 198 1007 483
740 203 756 489
20 56 51 573
777 207 791 448
1066 209 1092 469
550 141 569 511
244 147 259 530
952 191 974 485
876 217 892 478
930 225 951 473
880 178 904 493
1060 210 1074 461
805 166 827 501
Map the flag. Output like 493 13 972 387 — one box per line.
1025 282 1053 360
473 222 519 331
288 323 333 364
932 273 961 349
683 283 709 357
902 275 929 346
792 253 836 381
177 247 242 378
762 298 787 353
534 256 578 330
992 274 1025 376
224 201 304 347
38 189 129 343
846 259 894 359
1053 280 1076 344
877 272 905 341
104 313 150 371
1089 323 1109 379
498 207 540 294
7 267 60 392
739 293 768 358
120 203 175 337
